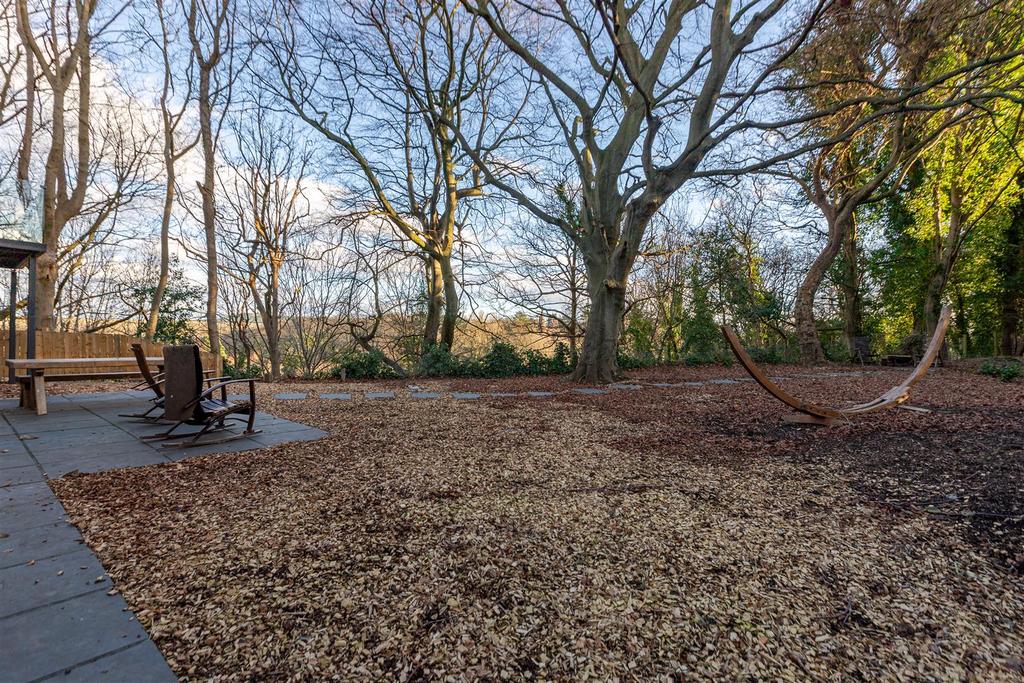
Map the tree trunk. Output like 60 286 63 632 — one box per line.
839 224 862 353
197 67 220 353
999 193 1023 355
421 256 444 352
794 213 849 364
439 254 458 350
574 279 626 383
146 159 174 339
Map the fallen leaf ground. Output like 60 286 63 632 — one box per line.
51 364 1023 681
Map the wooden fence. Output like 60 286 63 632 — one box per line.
2 330 221 376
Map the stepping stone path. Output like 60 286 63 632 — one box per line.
319 393 351 400
452 392 481 400
411 392 442 399
573 387 608 395
273 392 308 400
366 391 395 400
527 391 555 397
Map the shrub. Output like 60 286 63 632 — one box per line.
480 341 526 377
747 345 794 364
418 344 468 377
979 358 1023 382
617 348 656 370
332 349 398 380
223 362 263 380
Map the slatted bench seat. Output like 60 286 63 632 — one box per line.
7 357 164 416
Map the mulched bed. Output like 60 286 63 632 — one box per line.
50 366 1024 680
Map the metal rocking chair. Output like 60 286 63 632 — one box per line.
141 345 261 447
120 343 218 421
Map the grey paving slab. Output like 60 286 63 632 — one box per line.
526 391 555 397
0 465 45 486
366 391 395 399
0 548 110 619
0 588 153 682
160 437 263 461
50 640 177 682
573 387 608 395
452 392 481 400
0 448 36 471
610 383 643 391
30 439 145 462
248 428 327 448
319 393 351 400
5 414 110 434
273 392 308 400
488 392 518 397
0 520 85 570
2 492 67 534
709 378 740 385
41 451 170 479
410 392 441 399
683 381 705 386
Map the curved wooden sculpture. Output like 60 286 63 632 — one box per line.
722 306 952 425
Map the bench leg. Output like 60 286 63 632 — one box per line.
32 372 46 416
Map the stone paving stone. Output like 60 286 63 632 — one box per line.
610 383 643 390
0 589 152 682
573 388 608 395
0 547 110 619
0 519 85 570
273 392 308 400
247 428 326 448
31 440 151 465
319 393 351 400
0 447 36 471
488 392 518 397
452 392 481 400
526 391 555 397
684 381 705 386
56 640 177 682
709 378 739 385
15 426 139 453
366 391 395 399
42 451 170 479
0 464 44 486
160 437 263 461
2 491 68 534
410 392 441 399
5 414 110 434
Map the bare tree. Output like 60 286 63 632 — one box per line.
461 0 1024 381
15 0 99 330
143 0 197 339
185 0 234 352
258 0 526 356
216 111 311 380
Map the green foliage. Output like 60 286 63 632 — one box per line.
332 349 399 380
616 348 657 370
418 344 466 377
132 261 204 345
223 362 263 380
746 345 796 364
419 341 573 378
978 358 1022 382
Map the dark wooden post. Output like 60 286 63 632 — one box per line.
8 269 16 383
26 255 36 360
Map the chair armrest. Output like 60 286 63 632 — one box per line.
181 378 260 410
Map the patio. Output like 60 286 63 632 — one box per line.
0 389 325 682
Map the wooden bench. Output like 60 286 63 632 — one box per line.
6 357 164 416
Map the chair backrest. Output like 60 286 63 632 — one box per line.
852 336 871 358
162 345 205 422
131 343 162 398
